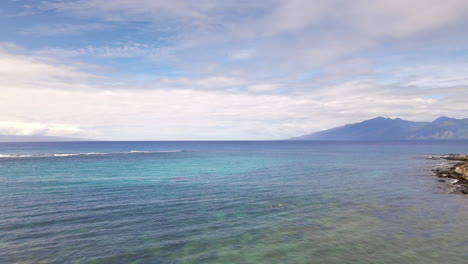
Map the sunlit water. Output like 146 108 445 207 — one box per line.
1 141 467 263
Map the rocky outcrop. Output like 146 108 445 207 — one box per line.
443 155 468 161
428 154 468 195
454 163 468 180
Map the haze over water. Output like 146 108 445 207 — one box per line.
1 141 467 263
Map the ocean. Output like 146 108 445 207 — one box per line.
0 141 467 263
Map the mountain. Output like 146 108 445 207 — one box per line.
290 116 468 140
0 134 93 142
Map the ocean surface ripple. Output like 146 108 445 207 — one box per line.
0 141 467 263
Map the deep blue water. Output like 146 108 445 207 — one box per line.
0 141 467 263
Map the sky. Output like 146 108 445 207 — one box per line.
1 0 468 140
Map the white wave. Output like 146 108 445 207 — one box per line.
0 150 183 159
0 154 35 158
130 150 183 153
53 153 80 157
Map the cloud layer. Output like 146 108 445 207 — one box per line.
1 1 468 139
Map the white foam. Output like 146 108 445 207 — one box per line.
0 150 183 159
53 153 80 157
130 150 182 153
0 154 35 158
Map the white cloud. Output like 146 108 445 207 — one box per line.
394 64 468 87
40 0 264 30
38 1 468 54
35 43 159 58
248 84 278 93
264 0 330 34
228 49 254 61
1 48 468 140
3 1 468 139
33 0 468 79
19 23 108 36
0 46 99 90
348 0 468 38
0 121 85 137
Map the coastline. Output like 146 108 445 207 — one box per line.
426 154 468 194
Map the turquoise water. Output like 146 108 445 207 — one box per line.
0 141 467 263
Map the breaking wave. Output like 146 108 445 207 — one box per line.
0 150 184 159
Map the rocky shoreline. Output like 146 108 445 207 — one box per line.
426 154 468 195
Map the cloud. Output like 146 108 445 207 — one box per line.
0 46 99 90
228 49 254 61
248 84 278 93
44 0 468 38
347 0 468 38
394 63 468 88
19 23 108 36
3 2 468 139
35 1 468 79
1 46 468 140
0 121 86 137
3 78 465 140
35 43 158 58
40 0 264 31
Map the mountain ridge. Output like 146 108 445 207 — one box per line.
290 116 468 140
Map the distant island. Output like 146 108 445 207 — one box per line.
0 134 93 142
291 116 468 140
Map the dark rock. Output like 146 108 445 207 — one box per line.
429 154 468 195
